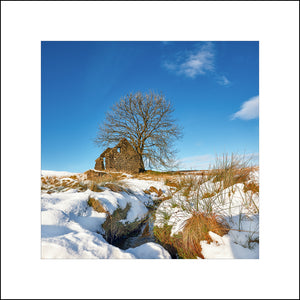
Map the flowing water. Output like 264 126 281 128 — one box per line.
110 204 178 258
112 207 156 250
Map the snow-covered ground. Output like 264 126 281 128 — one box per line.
41 172 170 259
154 171 259 259
41 170 259 259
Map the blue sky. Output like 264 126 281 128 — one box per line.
41 41 259 172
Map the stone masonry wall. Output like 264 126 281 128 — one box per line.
94 138 144 174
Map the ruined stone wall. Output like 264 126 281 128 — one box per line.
94 138 144 173
94 148 111 171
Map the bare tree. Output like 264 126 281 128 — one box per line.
94 91 182 171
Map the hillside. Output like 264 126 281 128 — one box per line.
41 168 259 259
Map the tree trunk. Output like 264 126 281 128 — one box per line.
136 148 145 172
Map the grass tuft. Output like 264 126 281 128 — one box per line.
87 196 107 213
180 212 229 258
154 212 229 259
103 183 128 193
243 181 259 194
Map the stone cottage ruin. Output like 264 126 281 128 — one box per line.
94 138 144 174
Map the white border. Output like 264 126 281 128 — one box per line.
1 1 299 299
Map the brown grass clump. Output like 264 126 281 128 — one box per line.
144 186 164 197
88 182 104 192
104 183 128 193
182 184 193 198
211 167 251 188
87 197 107 213
179 212 229 259
149 186 158 194
41 177 47 185
154 212 229 259
41 174 89 193
202 191 216 199
209 153 255 189
153 225 182 259
243 181 259 194
160 195 173 201
134 170 180 182
164 178 180 189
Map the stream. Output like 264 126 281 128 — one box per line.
112 207 157 250
105 194 179 258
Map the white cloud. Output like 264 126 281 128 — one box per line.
163 42 231 86
163 42 215 79
231 96 259 120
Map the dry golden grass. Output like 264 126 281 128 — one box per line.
180 212 229 259
41 175 89 193
201 191 216 199
154 212 229 259
211 167 252 188
87 197 107 213
164 178 180 189
133 170 182 183
104 183 128 193
87 182 104 192
243 181 259 194
41 172 132 194
159 195 173 201
208 153 257 190
153 225 181 258
144 186 164 197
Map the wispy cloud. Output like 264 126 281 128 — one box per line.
178 154 214 170
163 42 215 79
163 42 231 86
217 75 231 86
231 96 259 120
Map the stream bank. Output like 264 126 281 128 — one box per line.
104 204 178 259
